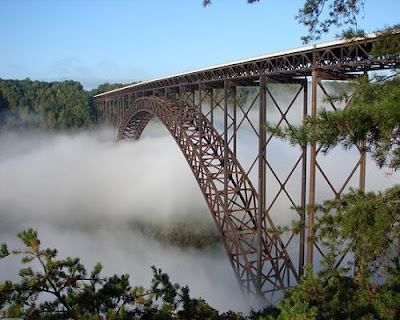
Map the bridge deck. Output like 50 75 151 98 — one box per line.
94 31 398 99
92 30 399 300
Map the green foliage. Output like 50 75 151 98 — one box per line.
296 0 366 43
0 79 131 130
202 0 259 7
314 186 400 279
0 229 245 319
0 244 8 258
89 83 130 97
249 186 400 320
129 217 221 250
266 75 400 170
0 79 94 129
203 0 372 43
248 306 280 320
371 25 400 59
339 27 365 39
6 215 396 319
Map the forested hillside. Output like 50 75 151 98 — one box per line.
129 216 220 249
0 79 127 130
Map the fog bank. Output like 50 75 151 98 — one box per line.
0 127 249 312
0 119 398 311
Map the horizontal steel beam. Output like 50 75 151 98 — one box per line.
94 32 399 101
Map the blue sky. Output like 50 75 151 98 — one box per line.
0 0 399 89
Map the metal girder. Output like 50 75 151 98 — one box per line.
94 32 399 100
91 32 399 302
118 97 299 298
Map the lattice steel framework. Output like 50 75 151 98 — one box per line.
93 32 399 300
118 96 299 296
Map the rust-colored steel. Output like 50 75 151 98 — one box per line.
299 82 308 277
94 32 398 101
307 69 318 267
118 97 299 297
93 33 399 301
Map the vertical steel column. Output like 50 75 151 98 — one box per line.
257 75 267 294
199 84 204 114
100 101 103 123
359 72 367 192
122 94 125 123
104 100 106 124
106 100 110 125
111 99 114 126
307 64 319 267
179 86 184 126
104 100 107 123
102 100 104 123
164 88 169 112
359 140 366 191
299 81 308 276
210 88 214 126
199 84 204 152
233 86 237 156
119 96 121 119
223 81 230 219
118 96 120 124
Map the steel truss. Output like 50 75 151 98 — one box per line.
93 32 399 301
118 96 299 297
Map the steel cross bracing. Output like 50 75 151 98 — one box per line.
93 32 399 300
118 97 299 297
94 32 398 100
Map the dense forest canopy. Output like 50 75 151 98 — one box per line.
0 79 128 130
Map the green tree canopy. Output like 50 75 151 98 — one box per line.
0 229 245 319
268 74 400 171
203 0 370 43
0 80 135 130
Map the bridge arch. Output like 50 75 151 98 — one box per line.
118 96 298 297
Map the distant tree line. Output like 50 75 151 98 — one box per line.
129 216 221 250
0 79 128 130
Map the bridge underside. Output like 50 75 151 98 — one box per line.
93 32 399 301
118 96 299 297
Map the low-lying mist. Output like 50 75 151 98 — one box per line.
0 115 398 312
0 126 250 312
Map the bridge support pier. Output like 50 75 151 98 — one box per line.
307 68 318 268
92 32 395 299
299 80 308 277
257 75 267 295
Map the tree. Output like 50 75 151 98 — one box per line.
89 83 128 97
0 228 245 319
296 0 366 43
0 79 95 130
268 73 400 171
203 2 399 318
203 0 367 43
203 0 259 7
260 24 399 319
274 185 400 320
0 80 141 130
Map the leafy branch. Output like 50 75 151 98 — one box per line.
265 74 400 171
297 0 366 43
0 229 245 319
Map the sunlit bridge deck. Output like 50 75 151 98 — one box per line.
95 31 398 98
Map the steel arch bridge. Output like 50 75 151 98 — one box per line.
118 96 298 296
93 31 400 300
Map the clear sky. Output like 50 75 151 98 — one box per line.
0 0 399 89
